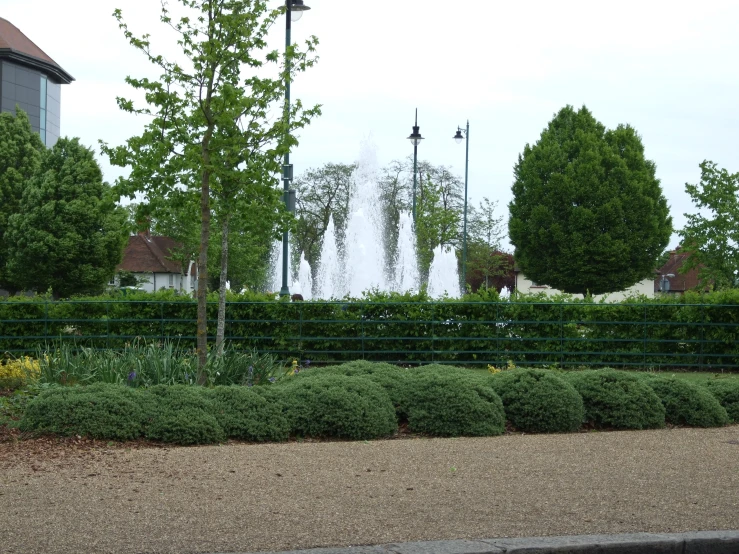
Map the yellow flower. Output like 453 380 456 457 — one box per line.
0 356 41 388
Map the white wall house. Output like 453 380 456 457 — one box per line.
115 232 196 293
514 271 655 302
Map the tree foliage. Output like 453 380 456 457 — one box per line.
293 163 354 279
0 110 45 290
465 197 511 292
101 0 320 369
509 105 672 295
4 138 128 297
678 161 739 290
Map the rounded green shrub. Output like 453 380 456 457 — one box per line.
209 386 289 441
278 373 397 440
291 361 412 418
145 407 225 445
489 369 585 433
143 384 225 445
642 376 728 427
703 379 739 423
563 370 665 429
19 383 153 440
403 372 505 437
146 384 214 411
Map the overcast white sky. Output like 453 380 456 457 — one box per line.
4 0 739 250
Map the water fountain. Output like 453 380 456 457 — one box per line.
273 142 461 299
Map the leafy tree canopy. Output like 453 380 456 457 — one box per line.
678 161 739 290
508 105 672 295
293 163 355 279
0 109 45 290
4 137 129 297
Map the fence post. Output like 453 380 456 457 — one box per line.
43 299 48 340
559 303 564 367
431 302 436 363
160 302 165 343
495 303 500 367
106 302 110 350
643 305 648 369
700 304 705 371
361 302 365 360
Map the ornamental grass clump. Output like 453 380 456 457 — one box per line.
278 373 397 440
209 386 289 442
403 372 505 437
19 382 154 441
563 370 665 430
489 369 585 433
143 385 225 445
702 379 739 423
642 376 729 427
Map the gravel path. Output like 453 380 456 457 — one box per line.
1 426 738 554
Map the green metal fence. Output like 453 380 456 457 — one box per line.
1 300 738 370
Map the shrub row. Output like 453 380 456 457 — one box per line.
18 364 738 445
3 289 739 369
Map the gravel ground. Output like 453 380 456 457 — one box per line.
1 426 738 554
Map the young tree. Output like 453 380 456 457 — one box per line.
0 110 45 291
101 0 320 371
465 197 509 291
415 172 462 283
678 161 739 289
509 105 672 295
4 138 129 297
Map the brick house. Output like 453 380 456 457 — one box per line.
654 250 707 294
115 232 196 292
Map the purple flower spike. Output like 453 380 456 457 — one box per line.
127 371 137 381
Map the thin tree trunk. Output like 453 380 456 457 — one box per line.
196 133 213 380
216 212 230 357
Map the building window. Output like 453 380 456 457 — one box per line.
168 274 174 288
39 75 47 145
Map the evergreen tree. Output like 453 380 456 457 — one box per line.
0 110 45 291
509 105 672 295
5 138 128 297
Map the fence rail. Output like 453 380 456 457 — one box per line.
1 300 738 370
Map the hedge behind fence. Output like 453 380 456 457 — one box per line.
1 289 739 370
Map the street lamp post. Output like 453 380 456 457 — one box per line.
407 109 423 222
453 121 470 292
280 0 310 297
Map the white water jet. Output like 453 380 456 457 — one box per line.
394 212 418 293
317 216 344 299
427 245 461 298
343 142 387 297
309 140 460 300
298 251 313 300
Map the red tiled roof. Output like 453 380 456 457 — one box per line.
0 17 74 83
116 233 187 274
654 250 705 293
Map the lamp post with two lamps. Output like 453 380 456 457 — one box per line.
453 121 470 291
280 0 310 297
407 109 423 222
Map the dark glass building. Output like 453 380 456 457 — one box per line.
0 17 74 147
